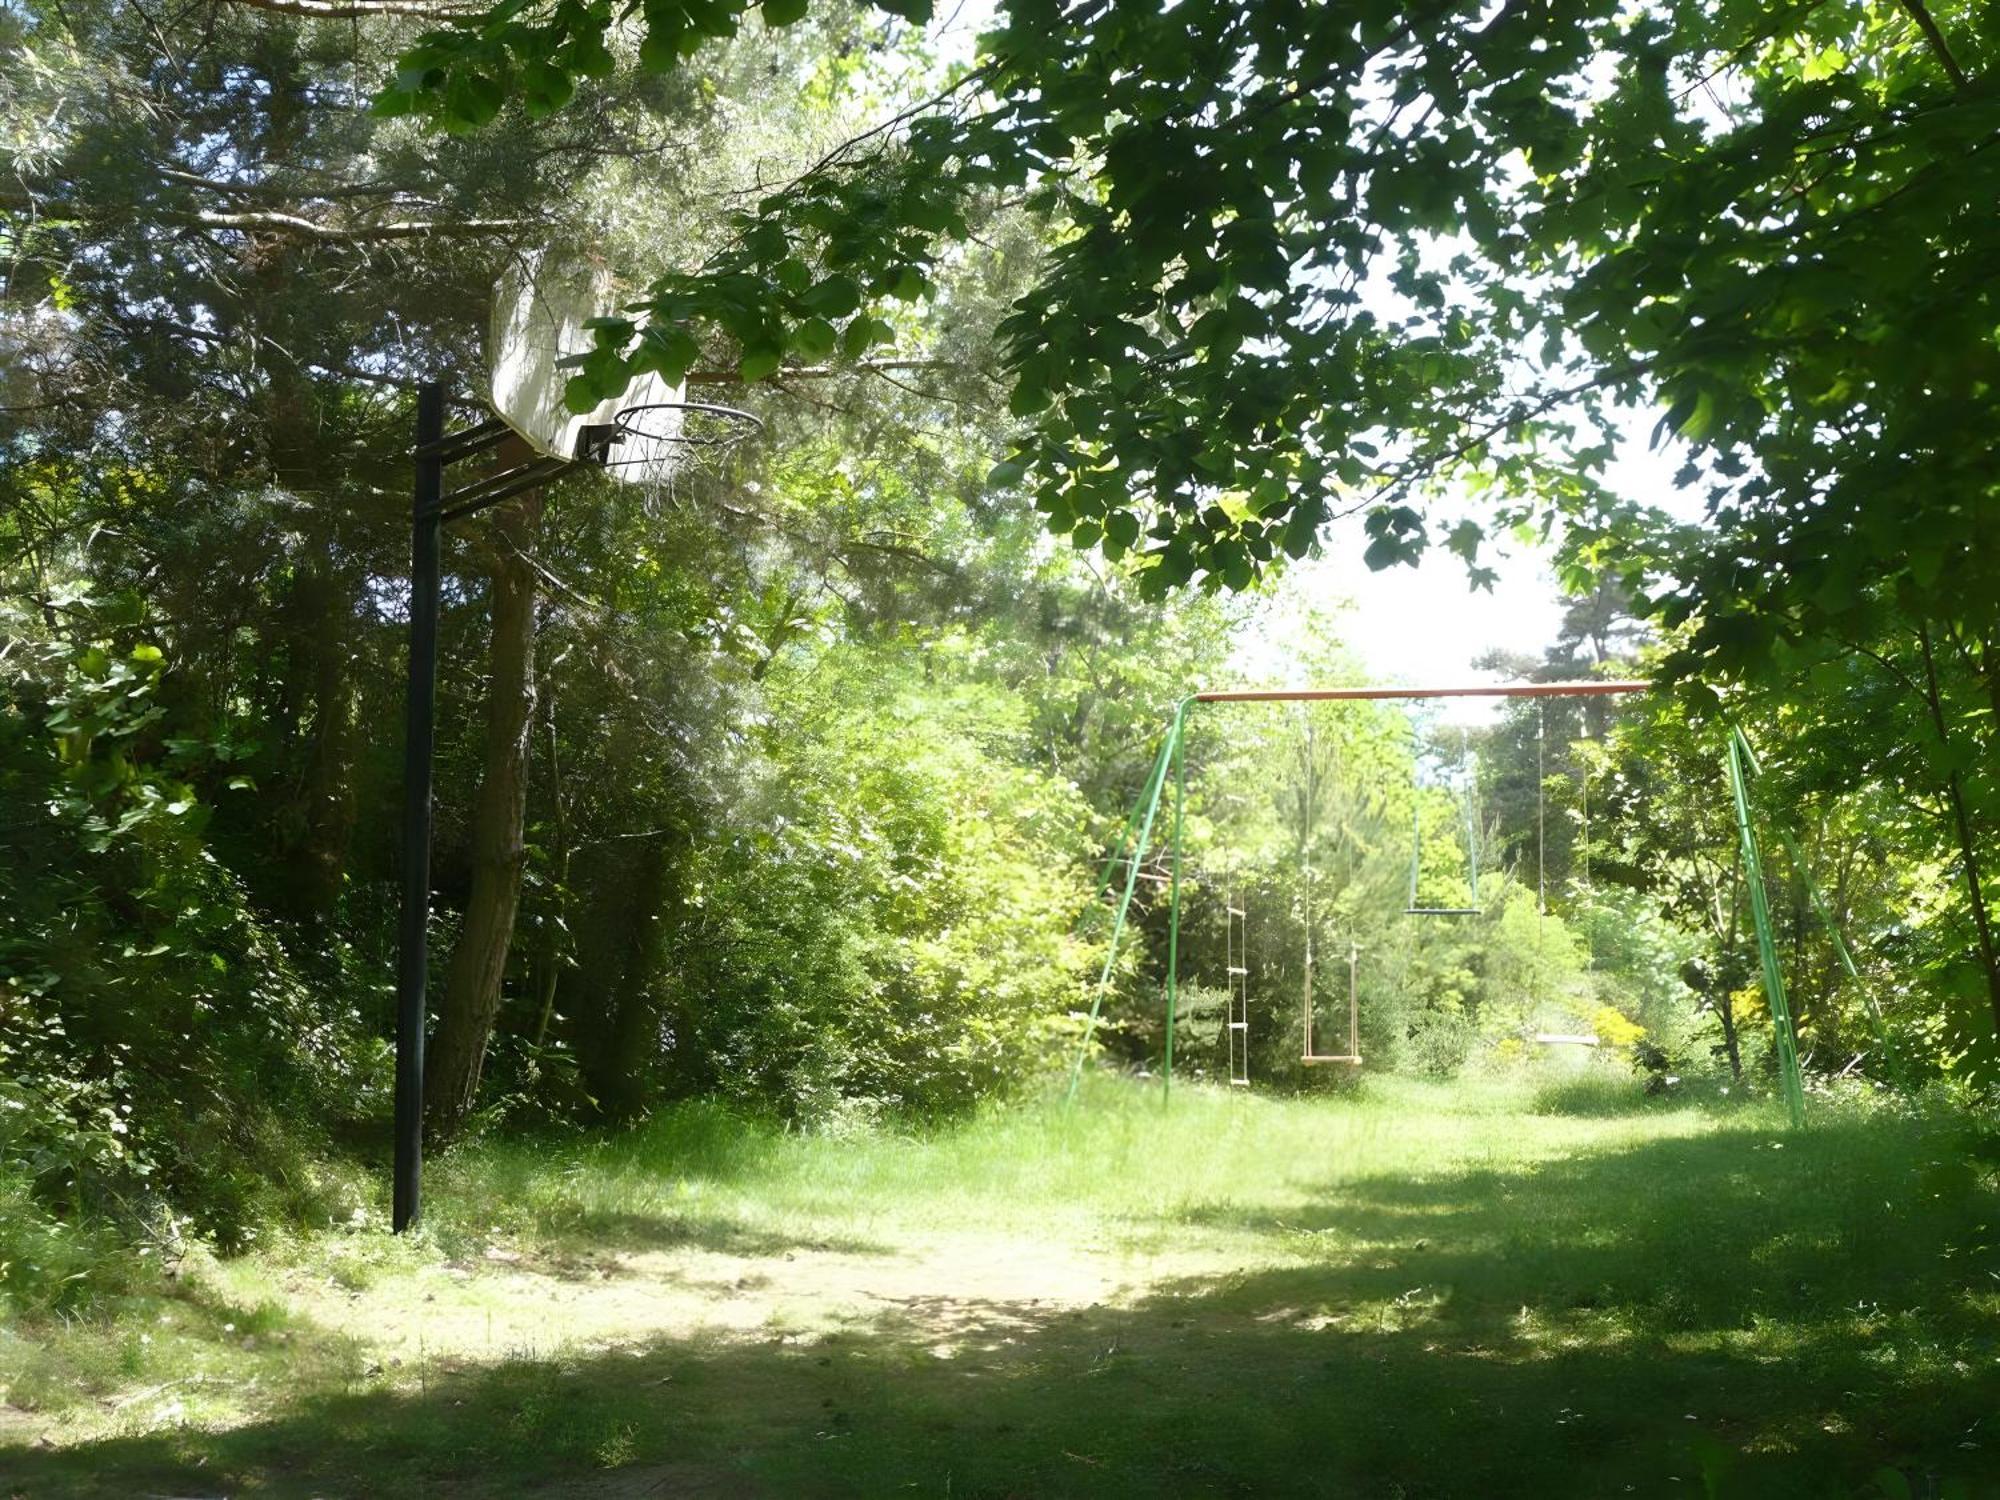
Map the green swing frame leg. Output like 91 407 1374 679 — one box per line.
1727 728 1808 1128
1732 728 1886 1056
1065 699 1192 1106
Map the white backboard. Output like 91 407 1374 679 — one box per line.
487 250 684 482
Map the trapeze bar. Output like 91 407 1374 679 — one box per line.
1191 680 1650 703
1406 906 1483 916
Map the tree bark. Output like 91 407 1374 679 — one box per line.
425 493 545 1140
1715 843 1745 1081
571 836 674 1123
1918 622 2000 1034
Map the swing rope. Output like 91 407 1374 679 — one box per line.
1226 875 1250 1086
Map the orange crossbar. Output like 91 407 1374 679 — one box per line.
1192 680 1650 703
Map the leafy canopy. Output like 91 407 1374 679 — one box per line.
379 0 1995 635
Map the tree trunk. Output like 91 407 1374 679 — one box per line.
571 835 674 1122
425 492 544 1140
1716 843 1745 1081
297 570 360 921
266 559 359 924
1918 623 2000 1034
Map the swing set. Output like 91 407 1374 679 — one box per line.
1066 681 1822 1128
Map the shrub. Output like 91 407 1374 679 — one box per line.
0 630 371 1254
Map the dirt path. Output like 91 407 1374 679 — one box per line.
273 1229 1186 1372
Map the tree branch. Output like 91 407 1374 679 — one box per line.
1893 0 1969 88
182 210 528 241
683 357 952 385
212 0 482 17
160 167 424 201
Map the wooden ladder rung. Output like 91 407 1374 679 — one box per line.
1226 965 1248 975
1226 906 1246 917
1227 1020 1248 1030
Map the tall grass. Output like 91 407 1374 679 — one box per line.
5 1070 1994 1499
415 1067 1774 1259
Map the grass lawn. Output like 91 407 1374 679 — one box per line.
3 1070 1997 1497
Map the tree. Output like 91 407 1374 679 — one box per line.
378 0 2000 1040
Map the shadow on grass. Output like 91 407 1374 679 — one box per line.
9 1114 1997 1499
513 1211 890 1275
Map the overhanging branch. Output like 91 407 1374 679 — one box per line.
1894 0 1970 87
213 0 482 17
183 210 528 241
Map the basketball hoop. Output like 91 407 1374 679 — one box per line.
486 250 767 492
599 400 762 471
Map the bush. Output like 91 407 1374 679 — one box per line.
649 652 1099 1123
1404 1009 1477 1078
0 630 373 1254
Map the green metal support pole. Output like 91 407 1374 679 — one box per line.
1066 702 1186 1106
1731 729 1882 1049
1163 697 1192 1104
1727 732 1807 1127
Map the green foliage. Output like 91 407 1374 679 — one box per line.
387 0 1997 621
379 1 2000 1068
665 647 1097 1121
0 619 372 1256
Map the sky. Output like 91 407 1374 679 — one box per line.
1239 405 1699 725
875 10 1716 714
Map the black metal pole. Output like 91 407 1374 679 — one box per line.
393 382 446 1233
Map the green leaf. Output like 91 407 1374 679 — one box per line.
583 315 635 348
521 61 575 120
790 317 838 361
738 343 783 383
774 257 812 295
761 0 809 23
441 69 506 130
633 325 700 387
563 374 603 415
638 23 685 73
560 28 617 77
840 317 880 359
801 275 862 319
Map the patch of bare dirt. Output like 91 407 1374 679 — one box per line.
285 1230 1145 1368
